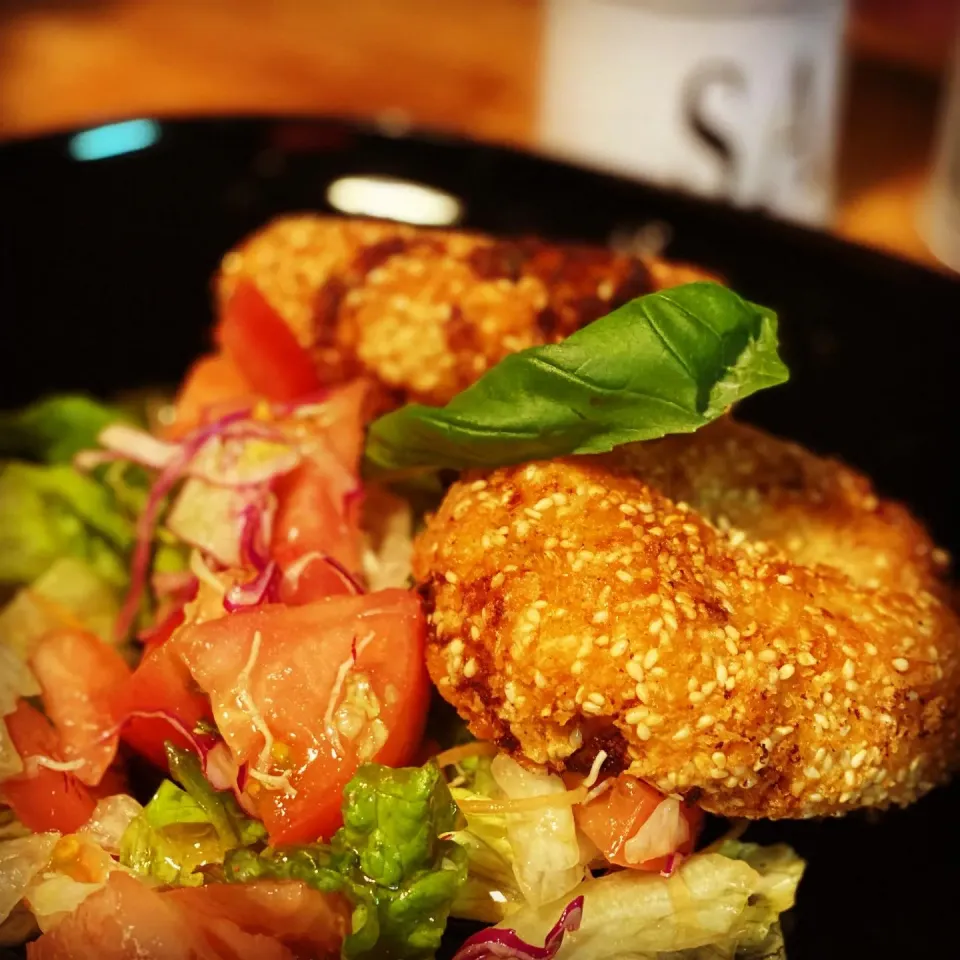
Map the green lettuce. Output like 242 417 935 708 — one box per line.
120 745 266 887
494 842 804 960
225 762 467 959
0 394 129 465
0 462 133 588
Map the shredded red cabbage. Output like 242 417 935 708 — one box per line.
223 560 281 612
660 851 684 878
114 412 274 640
452 897 584 960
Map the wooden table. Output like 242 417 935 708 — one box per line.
0 0 949 268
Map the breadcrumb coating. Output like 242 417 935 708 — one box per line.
413 419 960 819
217 215 713 406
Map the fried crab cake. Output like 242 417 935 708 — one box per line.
413 419 960 819
216 215 713 407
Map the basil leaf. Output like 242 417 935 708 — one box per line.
364 282 788 476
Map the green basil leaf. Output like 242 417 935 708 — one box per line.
364 282 788 476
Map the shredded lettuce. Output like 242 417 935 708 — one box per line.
226 762 467 959
0 557 122 660
493 843 804 960
120 745 265 887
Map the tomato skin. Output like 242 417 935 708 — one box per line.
30 629 131 787
277 553 358 605
173 589 429 843
111 642 213 770
572 774 703 871
216 281 320 402
165 351 257 440
0 701 96 834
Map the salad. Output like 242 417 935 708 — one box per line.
0 281 805 959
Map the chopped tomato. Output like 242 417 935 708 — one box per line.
172 589 429 843
276 553 359 605
111 642 213 770
164 351 257 440
216 280 320 402
0 701 95 834
29 629 131 787
27 872 347 960
571 774 703 871
140 605 187 655
168 879 349 957
272 381 370 577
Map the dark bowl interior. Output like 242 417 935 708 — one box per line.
2 116 958 959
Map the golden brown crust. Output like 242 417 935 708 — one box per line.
216 215 715 406
412 419 960 819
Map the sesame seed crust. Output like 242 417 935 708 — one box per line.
413 418 960 819
217 215 713 407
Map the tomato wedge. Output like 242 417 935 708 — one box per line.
272 381 370 577
216 280 320 402
111 641 213 770
1 701 95 834
172 589 429 843
164 351 257 440
27 872 348 960
572 774 702 871
30 629 131 786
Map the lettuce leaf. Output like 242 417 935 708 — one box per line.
225 762 467 959
0 395 129 465
0 463 132 587
120 745 265 887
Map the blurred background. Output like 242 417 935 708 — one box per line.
0 0 957 268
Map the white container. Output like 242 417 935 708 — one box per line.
538 0 848 226
921 28 960 272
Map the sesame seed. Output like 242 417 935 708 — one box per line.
592 610 609 625
646 712 664 726
672 726 691 741
490 572 505 589
842 659 855 680
798 652 817 667
616 570 634 583
892 657 909 672
626 660 645 682
571 660 583 675
779 664 796 680
814 714 829 729
635 682 649 702
448 639 464 655
444 571 459 584
688 691 705 704
470 625 480 640
587 692 606 707
716 663 728 685
865 642 878 656
697 715 715 729
610 638 628 657
724 637 739 656
851 749 867 769
582 700 602 716
619 503 637 516
777 574 794 585
463 658 478 679
844 770 856 787
758 650 777 663
643 648 659 670
636 722 652 741
648 618 663 635
625 707 648 724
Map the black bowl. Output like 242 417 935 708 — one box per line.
2 115 958 959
